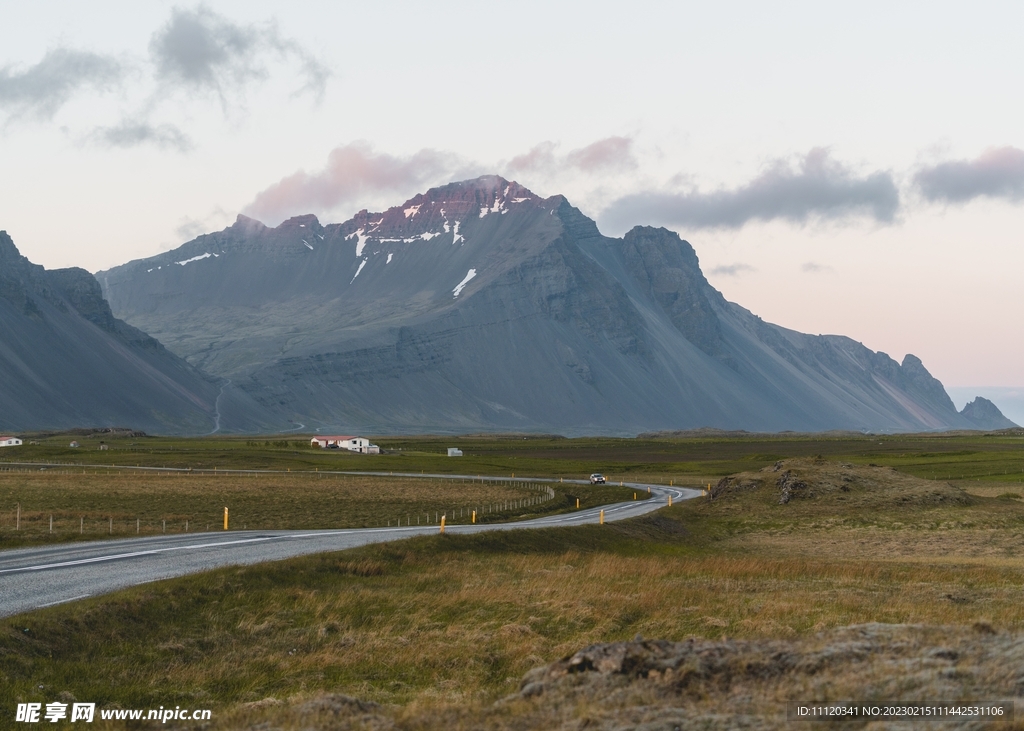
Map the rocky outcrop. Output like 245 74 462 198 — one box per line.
960 397 1018 430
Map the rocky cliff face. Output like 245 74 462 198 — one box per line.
98 176 1008 435
960 397 1018 430
0 231 225 433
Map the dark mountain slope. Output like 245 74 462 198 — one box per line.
98 176 1011 434
960 397 1018 430
0 232 224 433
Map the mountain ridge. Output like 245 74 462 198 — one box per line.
97 176 1016 435
0 231 225 433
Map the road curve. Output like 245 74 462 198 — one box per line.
0 476 700 619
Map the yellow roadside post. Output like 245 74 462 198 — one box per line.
576 498 580 509
599 509 605 525
668 495 673 507
472 510 476 524
440 515 446 534
223 506 229 530
633 492 637 500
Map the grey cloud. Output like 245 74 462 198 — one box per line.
801 261 832 273
243 142 459 225
709 263 756 277
174 207 229 241
91 120 192 152
506 136 636 175
914 146 1024 203
599 148 900 232
0 48 123 120
149 6 330 102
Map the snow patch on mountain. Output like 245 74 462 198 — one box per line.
452 268 477 298
346 229 369 257
351 259 367 283
176 253 211 266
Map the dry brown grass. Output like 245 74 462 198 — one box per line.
8 457 1024 729
0 471 548 540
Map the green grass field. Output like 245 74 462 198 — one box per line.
5 429 1024 485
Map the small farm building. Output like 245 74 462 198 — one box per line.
447 448 463 457
310 436 380 454
69 441 80 448
0 436 22 448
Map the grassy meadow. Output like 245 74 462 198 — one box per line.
4 428 1024 485
0 469 644 548
4 440 1024 727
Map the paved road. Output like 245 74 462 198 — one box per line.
0 473 700 619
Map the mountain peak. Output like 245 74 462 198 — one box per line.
336 175 553 246
960 396 1018 430
402 175 545 213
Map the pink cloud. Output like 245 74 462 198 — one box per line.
243 142 458 225
565 136 635 172
505 136 636 175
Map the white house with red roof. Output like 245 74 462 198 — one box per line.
310 435 379 454
0 436 23 447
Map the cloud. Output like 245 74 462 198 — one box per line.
172 207 230 241
566 136 636 172
599 148 900 232
801 261 833 273
0 48 123 120
149 6 330 102
243 142 460 225
709 263 756 277
90 120 192 151
914 146 1024 204
506 136 636 175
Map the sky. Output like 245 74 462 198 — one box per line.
0 1 1022 392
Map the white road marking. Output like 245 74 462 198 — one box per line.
36 594 91 608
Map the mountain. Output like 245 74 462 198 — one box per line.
0 231 224 434
960 397 1018 430
98 176 1013 435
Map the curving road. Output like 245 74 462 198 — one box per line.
0 474 700 619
